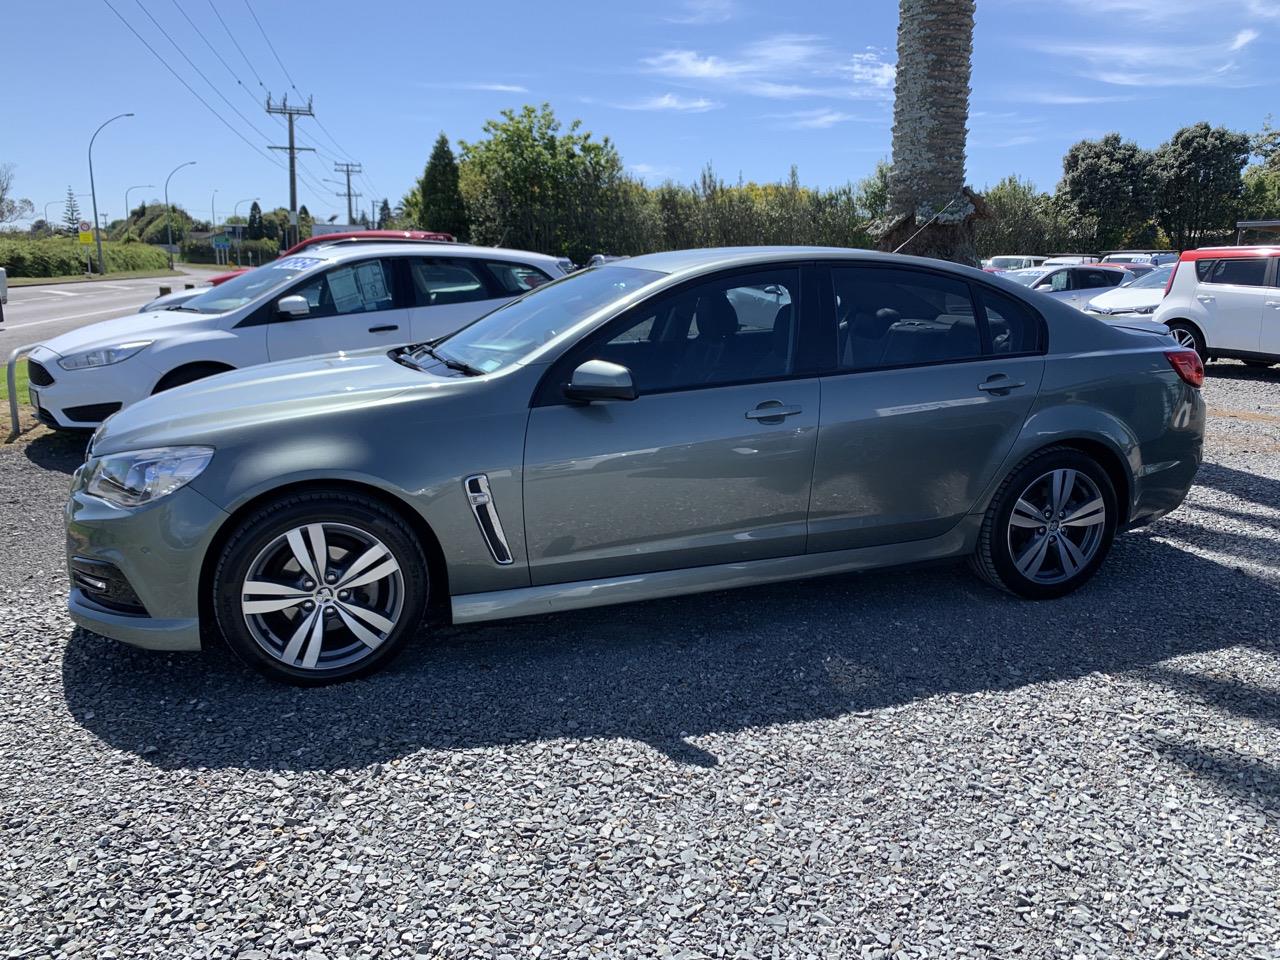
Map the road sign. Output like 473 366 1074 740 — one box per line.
212 236 231 250
77 220 93 245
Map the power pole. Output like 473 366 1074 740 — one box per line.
266 94 315 248
333 161 362 225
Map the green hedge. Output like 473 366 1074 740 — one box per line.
0 238 171 277
179 237 279 264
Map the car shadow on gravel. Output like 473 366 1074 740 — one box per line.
22 430 89 474
60 520 1280 782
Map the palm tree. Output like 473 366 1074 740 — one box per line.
879 0 981 265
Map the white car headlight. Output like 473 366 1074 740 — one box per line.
1131 304 1157 315
84 446 213 508
58 341 152 370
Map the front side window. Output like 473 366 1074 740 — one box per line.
1205 257 1268 287
409 258 492 307
1040 270 1071 293
290 259 396 319
582 270 800 393
182 256 326 314
835 267 981 370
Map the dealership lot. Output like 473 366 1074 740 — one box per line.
0 367 1277 958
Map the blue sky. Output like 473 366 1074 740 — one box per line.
5 0 1277 226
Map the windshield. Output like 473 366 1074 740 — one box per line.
990 256 1028 269
424 265 666 373
178 255 329 314
1004 268 1050 287
1126 264 1174 289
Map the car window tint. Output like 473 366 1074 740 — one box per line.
485 260 553 296
980 288 1041 355
409 258 491 307
834 267 981 370
1205 257 1267 287
290 259 395 318
1077 269 1122 289
587 270 799 393
1194 259 1216 281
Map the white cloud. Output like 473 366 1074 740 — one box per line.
765 108 881 129
1035 31 1263 87
642 37 896 100
630 162 680 179
616 93 722 112
1003 91 1141 104
1060 0 1279 19
665 0 735 24
420 81 528 93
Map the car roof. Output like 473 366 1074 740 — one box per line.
300 242 562 267
619 245 999 279
1180 245 1280 261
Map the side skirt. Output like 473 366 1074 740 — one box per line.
451 516 982 624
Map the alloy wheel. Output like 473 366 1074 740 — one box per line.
1005 469 1106 585
1170 328 1197 349
240 522 404 672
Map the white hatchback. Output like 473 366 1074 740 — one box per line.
26 242 566 428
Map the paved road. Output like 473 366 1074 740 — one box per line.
0 268 220 355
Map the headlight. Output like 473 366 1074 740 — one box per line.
84 446 213 508
58 341 152 370
1131 304 1157 315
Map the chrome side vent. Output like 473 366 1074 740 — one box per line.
463 474 513 565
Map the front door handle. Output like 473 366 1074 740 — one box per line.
368 324 400 333
745 401 802 422
977 375 1026 394
1266 301 1280 309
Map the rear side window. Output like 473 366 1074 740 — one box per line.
834 267 981 370
409 258 492 307
486 260 553 295
1204 258 1268 287
1076 269 1124 289
978 288 1042 355
1194 259 1216 281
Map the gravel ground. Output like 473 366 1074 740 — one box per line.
1 363 1277 960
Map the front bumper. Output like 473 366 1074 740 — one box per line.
26 345 151 428
65 480 229 652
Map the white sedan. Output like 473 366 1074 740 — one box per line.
26 242 566 428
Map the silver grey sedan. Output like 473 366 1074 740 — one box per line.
66 247 1206 684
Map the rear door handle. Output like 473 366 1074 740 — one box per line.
1196 295 1215 304
745 401 802 422
1267 301 1280 309
977 375 1026 394
368 324 400 333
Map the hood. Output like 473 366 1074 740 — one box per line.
1085 285 1163 314
92 348 462 454
41 309 222 356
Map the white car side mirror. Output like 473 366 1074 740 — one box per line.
276 294 311 317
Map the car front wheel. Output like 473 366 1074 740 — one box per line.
971 448 1118 600
213 490 429 684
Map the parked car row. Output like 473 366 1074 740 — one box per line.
982 250 1179 273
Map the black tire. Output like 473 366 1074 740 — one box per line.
213 490 429 685
970 447 1118 600
153 363 234 394
1165 321 1206 363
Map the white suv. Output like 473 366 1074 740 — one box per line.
1153 247 1280 368
26 242 567 428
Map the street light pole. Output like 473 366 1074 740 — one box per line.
124 184 154 224
88 112 134 275
163 160 197 270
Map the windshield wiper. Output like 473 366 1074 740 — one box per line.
165 305 203 312
419 345 483 376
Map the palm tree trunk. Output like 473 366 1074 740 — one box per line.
880 0 980 265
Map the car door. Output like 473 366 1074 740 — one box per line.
1260 256 1280 357
1032 268 1073 303
812 265 1045 552
266 257 412 361
406 257 554 343
1197 256 1269 353
522 265 820 586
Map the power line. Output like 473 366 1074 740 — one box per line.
244 0 300 94
168 0 260 110
133 0 279 146
207 0 268 93
100 0 284 170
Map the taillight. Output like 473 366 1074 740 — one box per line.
1163 261 1179 297
1166 349 1204 388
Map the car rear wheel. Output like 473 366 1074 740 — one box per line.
970 447 1118 600
1165 322 1206 362
213 490 429 684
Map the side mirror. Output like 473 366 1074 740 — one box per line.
564 359 636 402
276 294 311 317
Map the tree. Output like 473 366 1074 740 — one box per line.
1152 122 1250 250
377 198 392 229
417 133 469 239
1059 134 1154 249
63 186 82 234
298 204 313 239
0 163 35 224
880 0 980 264
246 200 264 240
